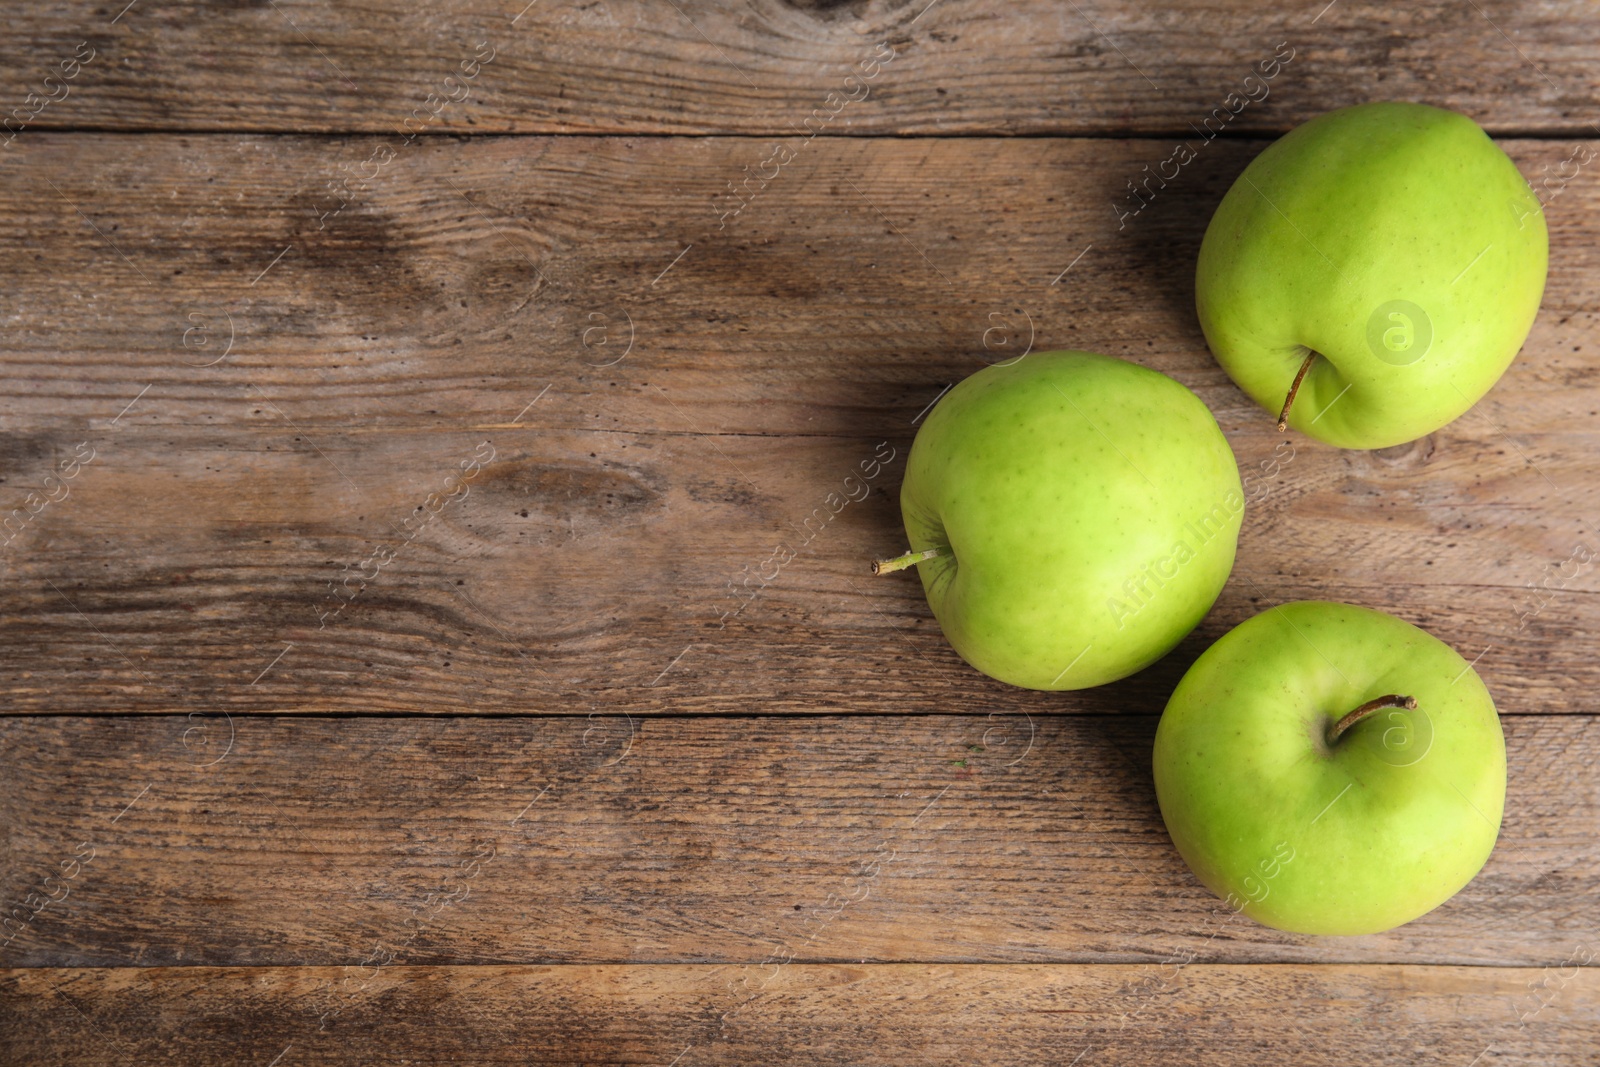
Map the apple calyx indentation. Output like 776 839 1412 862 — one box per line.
872 547 946 576
1276 349 1320 432
1326 693 1418 748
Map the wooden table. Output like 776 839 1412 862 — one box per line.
2 1 1598 1063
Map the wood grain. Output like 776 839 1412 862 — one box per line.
1 714 1594 970
7 3 1599 1063
3 134 1598 437
1 1 1597 136
1 135 1598 715
4 962 1596 1065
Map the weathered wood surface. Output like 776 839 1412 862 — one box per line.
4 135 1599 437
0 135 1597 714
6 3 1600 1059
1 1 1597 136
1 714 1594 970
4 963 1597 1065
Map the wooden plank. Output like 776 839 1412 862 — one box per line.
1 135 1598 715
0 714 1593 969
3 963 1596 1065
1 2 1597 135
3 134 1598 438
1 422 1597 719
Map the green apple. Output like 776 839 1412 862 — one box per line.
1196 101 1547 449
875 351 1243 690
1153 600 1506 935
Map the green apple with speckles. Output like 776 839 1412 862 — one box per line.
1196 101 1547 449
1153 600 1505 935
875 351 1243 690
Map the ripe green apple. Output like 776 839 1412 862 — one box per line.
1196 101 1547 449
876 351 1243 690
1153 600 1506 935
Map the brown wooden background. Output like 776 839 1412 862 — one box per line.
2 1 1599 1063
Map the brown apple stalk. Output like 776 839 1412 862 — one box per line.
1327 694 1418 747
1277 350 1319 432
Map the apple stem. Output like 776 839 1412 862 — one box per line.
1327 694 1418 747
872 547 945 575
1276 350 1319 432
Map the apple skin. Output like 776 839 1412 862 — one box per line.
899 351 1243 690
1196 101 1547 449
1153 601 1506 935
